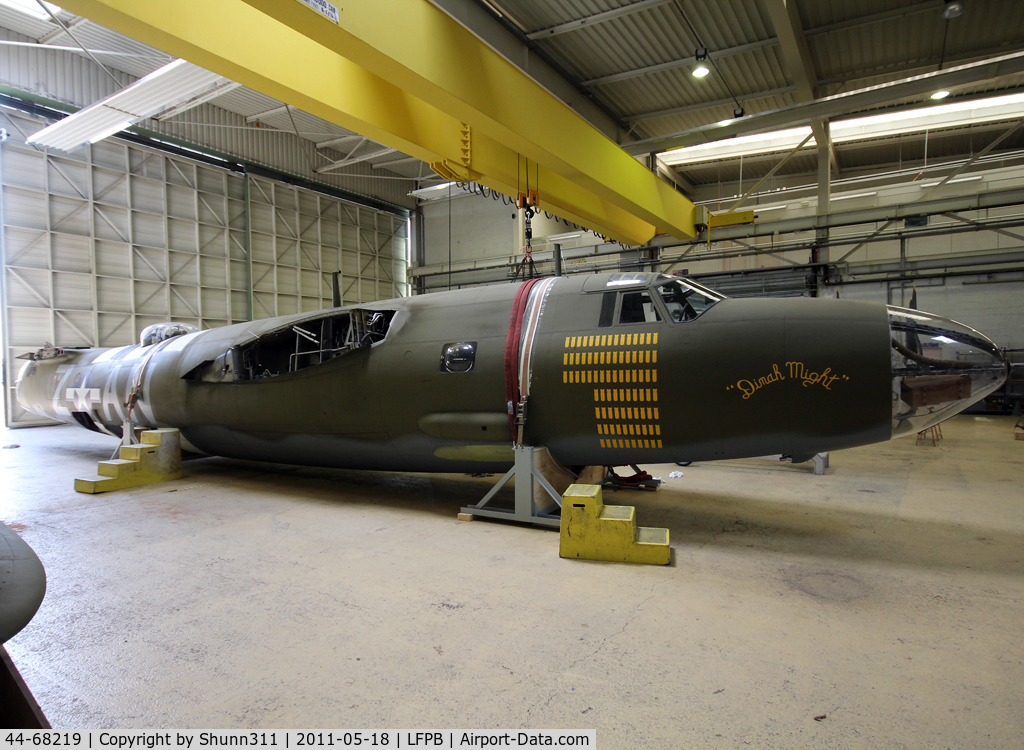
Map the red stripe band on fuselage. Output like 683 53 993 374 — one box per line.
518 277 558 401
504 278 541 440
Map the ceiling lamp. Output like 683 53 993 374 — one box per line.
26 60 228 152
408 182 472 201
931 90 951 100
941 1 965 19
692 49 710 78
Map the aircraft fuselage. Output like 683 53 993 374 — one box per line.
16 272 1007 472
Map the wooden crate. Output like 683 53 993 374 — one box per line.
900 374 972 407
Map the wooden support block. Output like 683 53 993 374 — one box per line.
457 513 475 522
575 465 607 485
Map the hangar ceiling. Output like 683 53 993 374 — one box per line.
473 0 1024 193
0 1 434 205
482 0 1024 133
0 0 1023 212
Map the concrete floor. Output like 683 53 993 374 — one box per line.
2 416 1022 746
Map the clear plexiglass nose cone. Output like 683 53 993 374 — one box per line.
888 306 1007 437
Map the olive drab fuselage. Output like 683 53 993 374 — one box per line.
15 272 1006 472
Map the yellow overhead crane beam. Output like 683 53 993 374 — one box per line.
56 0 696 246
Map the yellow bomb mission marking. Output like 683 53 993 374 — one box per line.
725 362 851 400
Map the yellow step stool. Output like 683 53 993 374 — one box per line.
75 428 182 493
559 483 670 565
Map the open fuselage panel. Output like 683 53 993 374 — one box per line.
185 309 395 383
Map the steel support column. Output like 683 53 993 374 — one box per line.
814 119 832 284
244 172 254 321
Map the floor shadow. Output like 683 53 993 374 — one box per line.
30 435 1021 577
183 456 507 521
175 458 1024 576
633 487 1024 577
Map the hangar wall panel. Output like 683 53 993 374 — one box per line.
834 276 1024 351
417 188 1022 354
1 107 409 427
422 194 515 267
418 193 624 291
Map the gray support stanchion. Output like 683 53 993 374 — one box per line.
461 445 562 528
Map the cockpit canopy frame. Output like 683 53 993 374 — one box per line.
593 273 726 326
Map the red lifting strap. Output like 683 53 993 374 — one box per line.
504 278 541 441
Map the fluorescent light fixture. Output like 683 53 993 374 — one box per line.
155 80 242 121
663 126 812 164
409 181 472 200
544 232 582 241
830 191 878 201
662 92 1024 166
932 335 957 344
931 90 951 100
752 203 789 212
27 60 229 152
918 175 983 187
86 117 136 144
0 0 60 20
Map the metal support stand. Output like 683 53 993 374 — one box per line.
461 444 562 528
110 417 140 460
811 452 829 476
752 452 830 475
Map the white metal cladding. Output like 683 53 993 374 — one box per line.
246 174 409 320
1 107 409 427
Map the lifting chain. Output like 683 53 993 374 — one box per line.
512 190 540 282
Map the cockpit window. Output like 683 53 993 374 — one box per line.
619 290 661 324
140 322 198 346
656 278 723 322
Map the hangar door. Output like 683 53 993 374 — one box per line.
1 106 409 427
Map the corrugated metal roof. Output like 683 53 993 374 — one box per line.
3 0 1023 205
0 4 63 39
0 4 425 209
797 0 933 28
40 17 173 79
808 4 1024 87
478 0 1024 195
490 0 1024 132
514 0 787 127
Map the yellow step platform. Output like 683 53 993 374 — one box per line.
559 483 670 565
75 428 182 493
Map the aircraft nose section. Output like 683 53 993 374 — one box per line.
888 306 1007 437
